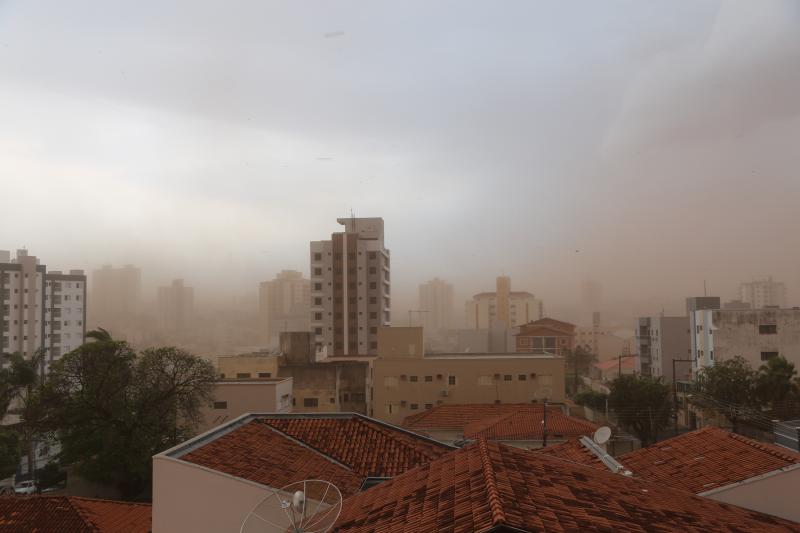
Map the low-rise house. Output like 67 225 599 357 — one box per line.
539 426 800 522
403 403 598 448
152 412 452 533
0 496 151 532
333 439 797 532
198 377 293 433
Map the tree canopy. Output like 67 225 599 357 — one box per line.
43 332 215 498
608 374 672 447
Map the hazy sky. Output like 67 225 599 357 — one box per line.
1 1 799 321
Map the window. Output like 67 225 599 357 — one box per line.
759 324 777 334
314 312 323 320
303 397 319 408
369 282 377 290
503 374 512 381
213 401 227 409
313 252 322 261
448 375 456 386
761 351 779 361
425 403 433 410
314 327 323 335
314 282 322 291
424 375 433 382
409 375 418 382
410 403 419 410
236 372 251 379
330 397 336 404
314 297 322 305
258 372 271 378
518 374 527 381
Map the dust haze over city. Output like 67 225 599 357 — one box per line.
3 0 800 339
6 0 800 529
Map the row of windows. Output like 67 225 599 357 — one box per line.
312 251 382 261
384 374 553 387
314 311 384 321
217 372 272 379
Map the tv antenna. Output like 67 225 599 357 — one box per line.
593 426 612 445
239 480 342 533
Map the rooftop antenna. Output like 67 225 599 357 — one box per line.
239 479 342 533
350 208 356 232
703 279 707 297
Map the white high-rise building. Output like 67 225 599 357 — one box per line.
740 277 787 309
0 249 86 371
418 278 454 334
258 270 310 348
310 217 390 356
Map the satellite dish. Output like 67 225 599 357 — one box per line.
240 480 342 533
593 426 612 445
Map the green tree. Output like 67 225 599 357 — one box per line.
608 374 672 447
0 430 19 480
755 356 799 418
45 333 215 499
693 356 757 432
574 390 608 412
565 345 597 394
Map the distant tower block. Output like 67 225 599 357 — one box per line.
496 276 511 325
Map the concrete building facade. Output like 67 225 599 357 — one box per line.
89 264 141 323
310 217 390 356
465 277 543 330
740 277 787 309
0 249 86 371
258 270 310 349
634 316 691 382
372 327 565 425
693 308 800 372
198 378 293 433
417 278 454 334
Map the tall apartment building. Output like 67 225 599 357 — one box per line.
740 277 787 309
310 217 390 356
515 318 576 356
157 279 194 333
686 296 721 374
90 264 141 323
258 270 310 348
465 276 543 329
418 278 454 334
693 308 800 372
0 249 86 371
634 316 691 382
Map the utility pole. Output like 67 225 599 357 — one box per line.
672 358 693 434
542 399 549 447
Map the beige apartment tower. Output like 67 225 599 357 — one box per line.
258 270 310 348
157 279 194 333
465 276 543 329
90 264 141 323
418 278 454 334
310 218 390 356
1 249 86 372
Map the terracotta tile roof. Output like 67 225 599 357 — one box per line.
403 403 593 439
463 409 598 441
617 426 800 494
259 415 451 477
180 420 365 496
593 357 636 371
537 438 604 467
178 413 452 496
0 496 151 532
334 440 800 532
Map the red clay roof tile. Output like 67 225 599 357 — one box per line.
464 409 598 441
178 414 452 497
0 496 151 533
335 440 800 532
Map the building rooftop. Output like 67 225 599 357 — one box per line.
464 408 598 441
422 352 558 359
334 439 796 532
168 413 454 496
593 357 636 371
404 403 575 434
617 426 800 494
538 427 800 494
0 496 151 533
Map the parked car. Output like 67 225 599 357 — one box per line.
14 480 36 495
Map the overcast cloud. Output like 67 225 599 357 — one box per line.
1 0 798 323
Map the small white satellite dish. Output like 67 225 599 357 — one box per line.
240 479 342 533
593 426 612 445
